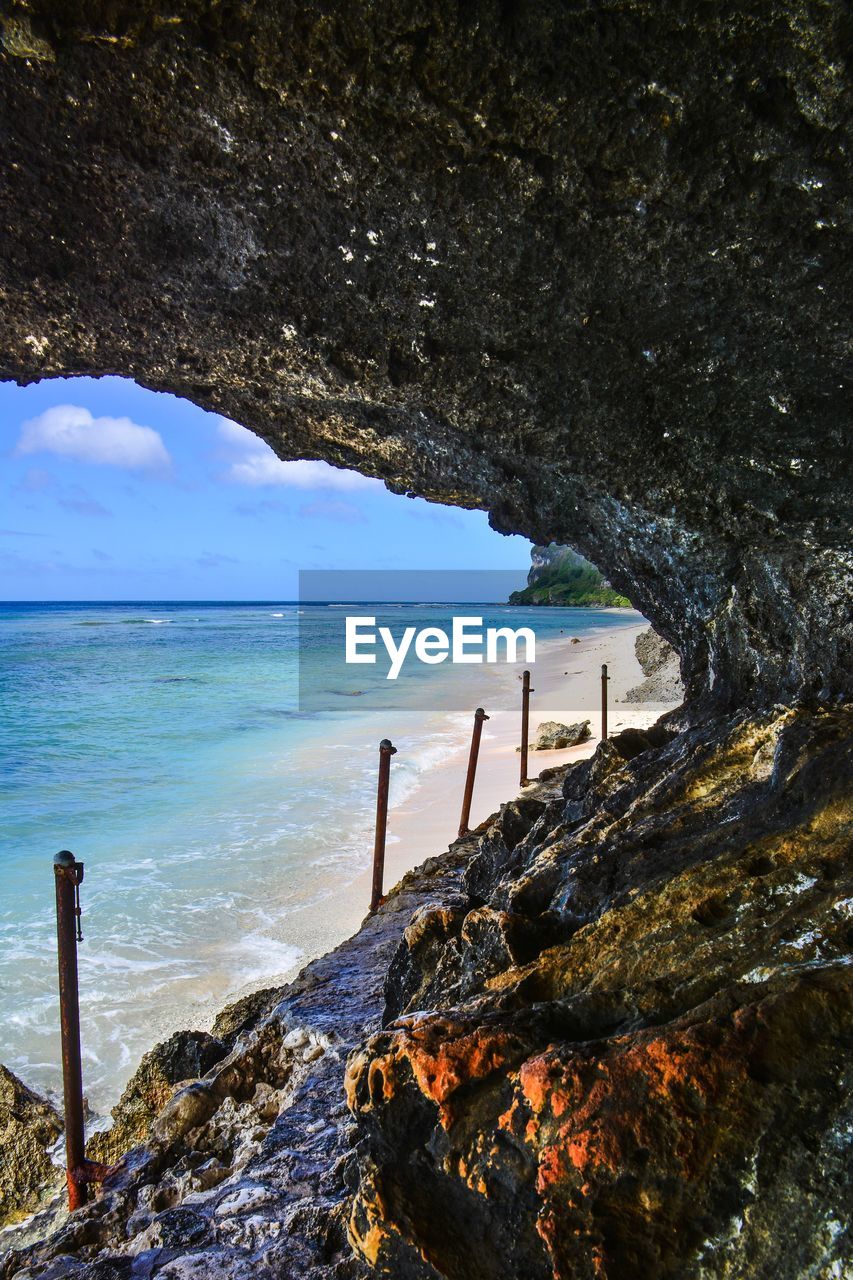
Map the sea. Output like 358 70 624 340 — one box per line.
0 601 641 1113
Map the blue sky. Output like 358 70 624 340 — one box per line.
0 377 533 600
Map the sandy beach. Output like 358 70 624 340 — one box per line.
0 605 677 1116
245 615 677 996
376 616 672 899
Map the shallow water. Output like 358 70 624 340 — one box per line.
0 601 639 1110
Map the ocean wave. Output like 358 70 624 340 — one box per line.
117 617 172 624
232 932 302 984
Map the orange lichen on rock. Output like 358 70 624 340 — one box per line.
347 1169 399 1267
491 972 850 1277
518 1022 751 1191
344 709 851 1279
350 1016 523 1129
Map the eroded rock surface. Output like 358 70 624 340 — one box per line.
0 4 850 1277
1 837 480 1280
0 0 850 710
625 627 684 705
3 720 851 1278
0 1066 63 1227
87 1031 230 1167
529 720 591 750
348 708 853 1278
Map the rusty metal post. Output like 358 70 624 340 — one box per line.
54 850 87 1211
601 663 609 740
520 670 534 786
458 708 489 837
370 739 397 912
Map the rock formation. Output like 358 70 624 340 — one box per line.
625 627 684 705
528 720 592 750
86 1031 230 1167
348 712 852 1279
0 835 484 1279
0 1067 62 1227
0 0 849 713
509 546 630 608
0 2 850 1277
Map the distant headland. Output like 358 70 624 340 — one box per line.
509 544 631 608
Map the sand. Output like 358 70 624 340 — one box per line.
376 616 671 897
265 616 672 967
65 616 677 1114
209 616 676 1022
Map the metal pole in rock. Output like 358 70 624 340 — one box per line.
458 708 489 838
601 663 610 741
53 850 87 1211
370 739 397 912
520 670 534 786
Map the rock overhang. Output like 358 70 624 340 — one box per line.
0 0 850 711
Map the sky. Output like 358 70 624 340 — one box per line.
0 377 533 600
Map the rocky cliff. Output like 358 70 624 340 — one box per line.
0 3 850 1277
509 545 631 608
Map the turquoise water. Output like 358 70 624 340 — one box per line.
0 601 640 1110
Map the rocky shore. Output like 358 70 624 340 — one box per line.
1 806 489 1278
3 704 850 1279
0 1068 62 1228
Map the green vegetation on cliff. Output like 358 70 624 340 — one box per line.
509 544 631 608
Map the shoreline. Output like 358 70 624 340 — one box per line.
3 614 672 1122
1 617 672 1238
1 615 672 1235
356 616 670 919
213 616 672 1020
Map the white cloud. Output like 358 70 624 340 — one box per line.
217 418 382 491
217 418 265 450
16 405 171 471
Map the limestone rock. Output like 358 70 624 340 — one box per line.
212 987 284 1044
87 1031 228 1166
3 719 852 1279
626 627 684 704
0 3 850 1277
0 1065 62 1227
0 0 849 714
348 706 853 1279
531 720 591 750
1 839 481 1280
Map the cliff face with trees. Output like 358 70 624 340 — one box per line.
1 3 850 1277
509 545 631 608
